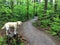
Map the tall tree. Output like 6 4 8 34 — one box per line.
44 0 48 14
54 0 58 12
33 0 38 16
10 0 14 16
17 0 21 5
27 0 29 19
50 0 53 5
17 0 19 5
20 0 22 5
35 0 38 2
34 0 35 16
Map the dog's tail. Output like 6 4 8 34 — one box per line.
1 25 5 29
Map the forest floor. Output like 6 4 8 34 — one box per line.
0 17 60 45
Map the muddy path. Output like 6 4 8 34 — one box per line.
20 17 56 45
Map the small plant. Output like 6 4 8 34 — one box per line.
0 35 25 45
50 14 60 36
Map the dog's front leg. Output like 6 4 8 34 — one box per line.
6 30 8 35
6 26 9 35
14 26 17 35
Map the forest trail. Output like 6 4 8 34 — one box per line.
19 17 56 45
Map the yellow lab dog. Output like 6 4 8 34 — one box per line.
1 21 22 35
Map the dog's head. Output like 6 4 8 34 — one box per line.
17 21 22 26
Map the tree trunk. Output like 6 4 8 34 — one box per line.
54 0 58 12
20 0 21 5
34 0 35 16
10 0 14 16
17 0 19 5
44 0 48 14
50 0 53 5
27 0 29 19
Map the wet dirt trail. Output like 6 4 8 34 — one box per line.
20 17 56 45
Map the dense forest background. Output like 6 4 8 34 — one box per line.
0 0 60 37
